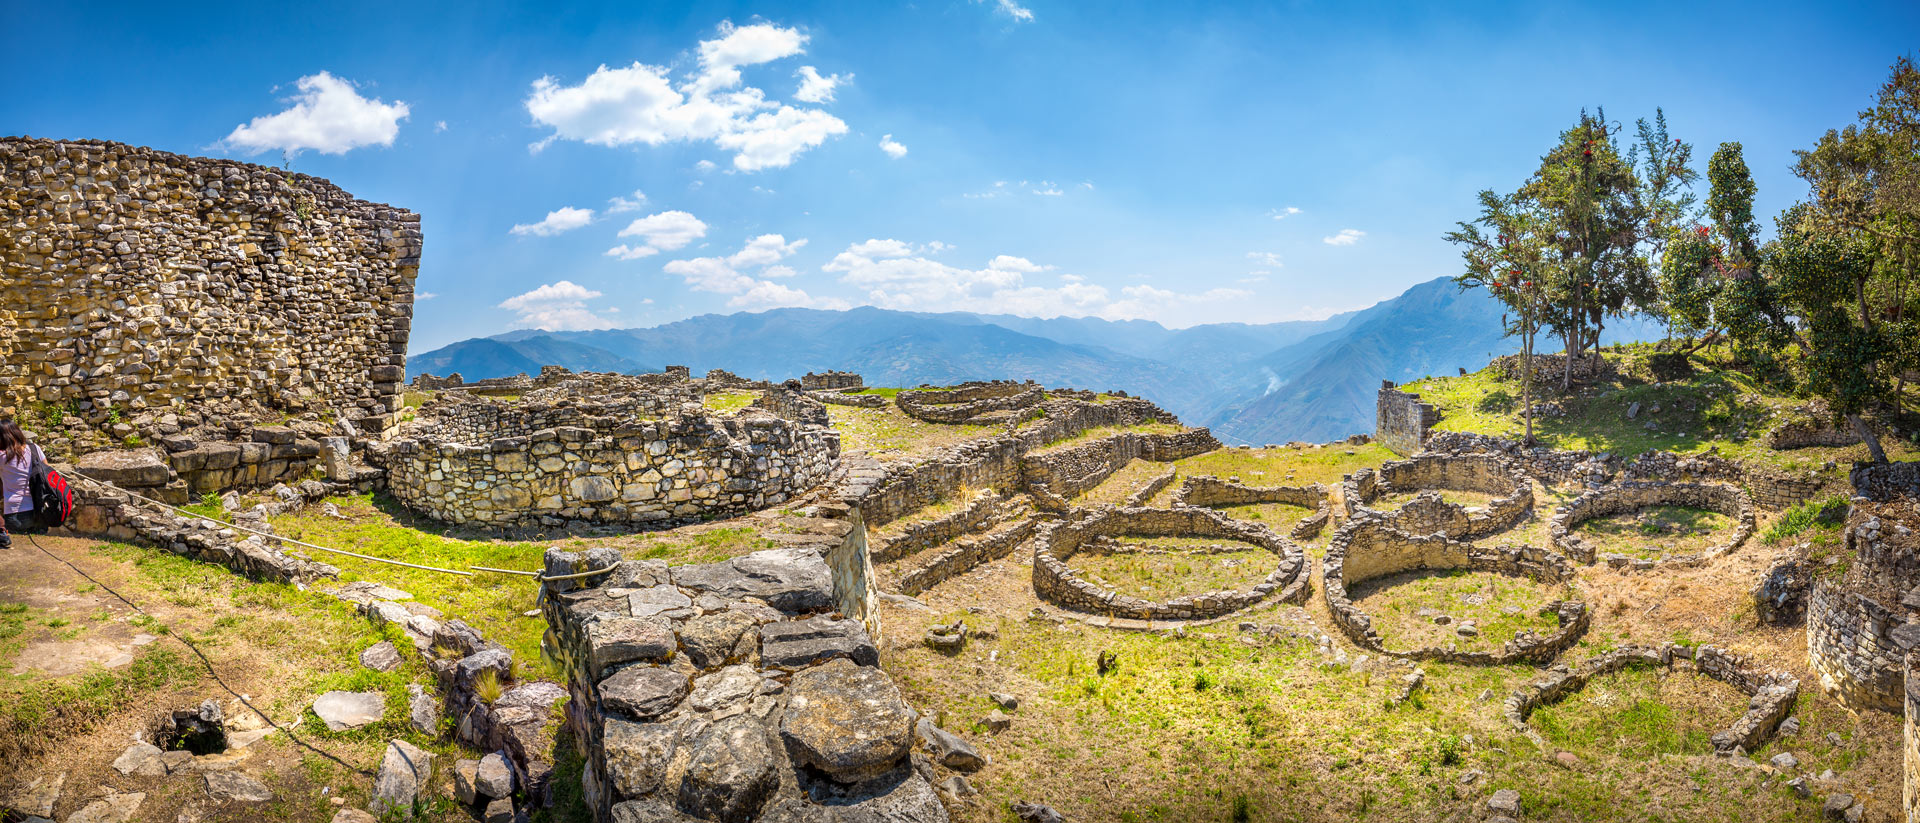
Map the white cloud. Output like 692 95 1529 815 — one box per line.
618 210 708 251
879 134 907 159
417 292 439 300
224 71 409 157
794 66 848 103
1323 228 1365 246
1245 251 1284 268
729 234 807 266
497 280 618 330
606 190 648 213
1270 206 1302 220
989 0 1035 22
661 233 830 309
822 239 1243 320
605 244 660 260
523 21 848 171
1081 181 1095 190
1030 180 1063 196
510 206 595 237
695 159 717 172
434 120 448 133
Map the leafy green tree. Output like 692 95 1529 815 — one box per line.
1627 109 1700 333
1522 110 1656 388
1447 190 1553 442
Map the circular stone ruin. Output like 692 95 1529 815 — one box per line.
1322 519 1589 664
1504 643 1799 754
1342 453 1533 539
1032 506 1309 622
1172 476 1332 540
1550 480 1755 569
896 380 1046 424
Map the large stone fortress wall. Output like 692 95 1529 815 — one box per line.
0 138 422 441
1376 381 1439 455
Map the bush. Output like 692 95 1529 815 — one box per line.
1763 495 1849 543
1646 352 1693 381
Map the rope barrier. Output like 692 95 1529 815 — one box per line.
60 468 619 584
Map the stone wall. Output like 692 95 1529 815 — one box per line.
850 397 1177 527
1322 519 1589 665
811 390 887 409
1172 477 1331 540
872 490 1006 564
897 381 1045 424
1426 430 1833 510
1549 481 1756 569
540 543 946 823
1503 643 1797 754
892 517 1036 597
1807 581 1911 713
61 472 346 584
411 394 704 445
386 408 838 528
1031 507 1309 621
0 138 421 447
748 387 830 428
1023 428 1222 511
1855 462 1920 504
800 371 862 391
1342 454 1533 540
1907 650 1919 823
1376 382 1440 456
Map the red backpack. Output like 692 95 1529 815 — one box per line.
27 446 73 529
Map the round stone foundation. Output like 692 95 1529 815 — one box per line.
1172 476 1332 540
896 381 1046 424
1031 507 1309 622
1504 643 1799 754
1550 480 1755 568
1322 519 1588 665
1342 453 1533 539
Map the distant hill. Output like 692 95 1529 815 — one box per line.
407 278 1661 443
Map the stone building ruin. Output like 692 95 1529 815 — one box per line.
0 138 421 453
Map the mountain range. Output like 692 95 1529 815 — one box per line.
408 276 1661 444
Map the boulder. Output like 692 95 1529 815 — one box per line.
678 611 759 670
111 742 164 776
1489 788 1521 816
588 617 677 676
628 585 695 619
483 798 515 823
781 658 913 782
370 739 436 817
331 811 378 823
916 717 988 771
601 666 690 719
76 449 172 487
687 664 761 715
360 641 402 672
670 548 834 613
677 716 780 821
476 752 514 799
407 684 440 736
453 759 481 805
313 690 386 731
5 771 63 818
604 717 682 797
66 792 145 823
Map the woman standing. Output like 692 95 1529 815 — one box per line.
0 421 46 550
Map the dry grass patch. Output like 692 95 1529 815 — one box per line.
826 403 997 459
1574 506 1735 561
1071 540 1275 601
1072 460 1172 507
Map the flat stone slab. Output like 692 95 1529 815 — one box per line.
111 742 164 776
670 548 834 613
759 615 878 670
204 771 275 802
601 665 690 720
67 791 145 823
313 690 386 731
75 449 172 487
360 641 402 672
781 658 913 782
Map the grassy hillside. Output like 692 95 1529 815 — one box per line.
1400 343 1920 471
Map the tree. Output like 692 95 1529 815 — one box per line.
1659 143 1785 367
1766 230 1892 462
1522 110 1655 388
1447 190 1553 442
1628 109 1700 336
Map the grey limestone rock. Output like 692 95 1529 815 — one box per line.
781 658 914 782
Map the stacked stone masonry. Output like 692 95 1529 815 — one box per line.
1323 519 1590 665
800 371 863 391
1172 476 1332 540
1550 481 1757 569
1504 643 1798 754
1342 453 1533 540
850 397 1178 527
1376 382 1440 455
1024 428 1222 511
1806 501 1920 713
386 375 840 527
0 138 421 445
1423 430 1831 510
872 489 1007 564
897 381 1046 424
540 541 946 823
1032 507 1309 621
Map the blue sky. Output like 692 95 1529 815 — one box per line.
5 1 1914 353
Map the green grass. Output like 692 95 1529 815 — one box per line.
269 493 554 680
703 391 757 415
1169 442 1395 489
1349 569 1568 652
634 526 772 564
0 645 201 760
1573 506 1735 560
853 387 902 398
1763 495 1849 544
1402 345 1920 472
1033 421 1189 454
180 491 231 524
1528 668 1737 759
1073 546 1275 600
